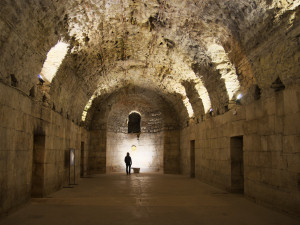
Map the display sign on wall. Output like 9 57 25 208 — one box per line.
70 149 75 166
69 149 76 185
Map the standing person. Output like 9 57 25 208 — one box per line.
124 152 132 175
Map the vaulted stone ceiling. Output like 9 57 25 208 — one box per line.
1 0 299 125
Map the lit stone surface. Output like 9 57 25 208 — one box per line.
40 41 69 83
1 0 299 121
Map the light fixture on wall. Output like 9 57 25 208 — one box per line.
236 93 242 105
209 108 213 116
131 145 137 152
38 74 45 85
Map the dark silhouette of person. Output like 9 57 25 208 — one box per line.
124 152 132 175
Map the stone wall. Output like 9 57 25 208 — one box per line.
180 85 300 215
164 130 180 174
88 130 107 174
0 82 87 216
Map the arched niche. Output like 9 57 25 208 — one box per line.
128 112 141 133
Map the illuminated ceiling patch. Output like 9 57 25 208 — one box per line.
40 41 69 83
207 43 240 100
183 96 194 118
81 93 97 122
194 80 211 113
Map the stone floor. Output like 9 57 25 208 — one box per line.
1 173 299 225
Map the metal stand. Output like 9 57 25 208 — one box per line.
69 149 77 185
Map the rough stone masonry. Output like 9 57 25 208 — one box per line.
0 0 299 217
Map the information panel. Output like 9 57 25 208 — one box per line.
70 149 75 166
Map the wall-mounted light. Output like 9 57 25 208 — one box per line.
38 74 44 85
131 145 137 152
236 93 242 105
209 108 213 116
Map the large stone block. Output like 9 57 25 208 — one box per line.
245 103 256 121
286 153 300 173
1 106 18 129
258 115 275 135
244 165 260 181
244 135 261 152
275 91 284 116
274 116 284 134
260 168 273 185
244 180 274 204
230 120 244 136
0 153 8 172
243 120 259 134
263 96 276 116
283 112 300 135
267 134 283 152
283 135 300 154
283 88 299 114
260 135 268 151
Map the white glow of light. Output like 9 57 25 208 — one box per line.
207 43 240 100
81 93 97 121
237 93 243 100
194 80 211 113
113 135 158 172
183 96 194 118
272 0 300 21
40 41 69 82
38 74 44 81
129 110 141 116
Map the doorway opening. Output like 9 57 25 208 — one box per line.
31 134 45 197
190 140 195 178
230 136 244 193
80 141 85 177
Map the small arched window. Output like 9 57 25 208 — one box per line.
128 112 141 133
